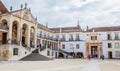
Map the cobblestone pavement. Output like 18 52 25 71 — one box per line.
0 59 120 71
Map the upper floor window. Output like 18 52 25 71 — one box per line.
62 44 65 49
107 34 112 40
114 33 119 40
69 34 73 41
56 35 59 41
75 34 80 41
61 35 66 41
115 42 119 48
76 44 79 49
44 33 46 38
108 43 112 48
91 36 97 40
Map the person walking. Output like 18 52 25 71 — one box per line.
87 53 91 60
101 55 104 60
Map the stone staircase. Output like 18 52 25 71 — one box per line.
20 49 53 61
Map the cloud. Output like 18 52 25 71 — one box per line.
2 0 120 29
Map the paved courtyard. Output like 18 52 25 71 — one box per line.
0 59 120 71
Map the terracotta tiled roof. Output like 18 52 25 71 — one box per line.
37 23 53 32
50 25 82 33
0 1 9 13
87 26 120 32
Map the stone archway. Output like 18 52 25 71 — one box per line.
30 26 35 48
86 42 102 58
12 21 19 44
0 19 8 44
22 24 28 46
58 52 64 58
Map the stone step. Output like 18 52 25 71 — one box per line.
20 53 52 61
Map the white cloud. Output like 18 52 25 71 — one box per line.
3 0 120 29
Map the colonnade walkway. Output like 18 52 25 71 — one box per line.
0 59 120 71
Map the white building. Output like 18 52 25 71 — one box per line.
0 1 120 61
53 26 120 59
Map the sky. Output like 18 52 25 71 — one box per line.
2 0 120 30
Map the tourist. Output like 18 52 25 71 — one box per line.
87 53 91 60
101 55 104 60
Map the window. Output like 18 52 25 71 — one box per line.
44 33 46 38
107 34 112 40
47 51 50 56
75 34 80 41
40 31 42 37
62 44 65 49
115 51 120 58
56 35 59 41
69 34 73 41
70 44 73 49
13 48 18 55
76 44 79 49
91 36 97 40
61 35 66 41
115 33 119 40
108 43 112 48
115 43 119 48
52 51 54 56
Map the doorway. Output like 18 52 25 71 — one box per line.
108 51 112 59
91 46 98 58
2 33 7 44
22 36 25 45
76 52 83 58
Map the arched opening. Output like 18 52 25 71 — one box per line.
12 21 19 44
22 24 28 46
0 19 8 44
76 52 83 58
0 19 8 29
58 52 64 58
30 26 35 48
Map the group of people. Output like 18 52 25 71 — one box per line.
87 54 104 60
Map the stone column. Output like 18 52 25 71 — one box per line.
8 15 12 44
27 26 30 47
34 26 37 49
18 22 22 45
89 46 91 54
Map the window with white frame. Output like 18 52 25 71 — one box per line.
70 44 73 49
76 44 79 49
115 51 120 58
115 42 119 48
75 34 80 41
114 33 119 40
108 43 112 48
62 44 65 49
69 34 73 41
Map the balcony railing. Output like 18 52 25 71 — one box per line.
0 40 8 45
75 38 80 41
69 38 74 41
114 36 119 40
0 26 9 30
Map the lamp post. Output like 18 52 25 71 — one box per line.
73 47 75 58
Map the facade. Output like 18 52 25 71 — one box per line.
0 1 120 61
56 26 120 59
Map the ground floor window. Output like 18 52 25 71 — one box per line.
52 51 54 56
47 51 50 56
115 51 120 58
13 48 18 55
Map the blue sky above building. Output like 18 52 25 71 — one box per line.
2 0 120 29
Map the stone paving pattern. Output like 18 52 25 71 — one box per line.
0 59 120 71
